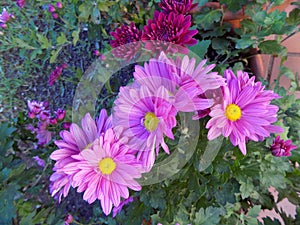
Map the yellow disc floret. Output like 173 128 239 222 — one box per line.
225 104 242 121
98 157 116 175
144 112 159 132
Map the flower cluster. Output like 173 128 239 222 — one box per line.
48 2 63 19
26 100 66 146
0 8 14 29
49 49 297 217
48 63 67 86
109 0 197 58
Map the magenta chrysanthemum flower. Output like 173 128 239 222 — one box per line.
142 11 198 54
110 22 142 60
134 53 225 116
206 69 284 155
270 135 297 157
112 85 177 172
159 0 198 15
49 111 112 201
62 129 142 215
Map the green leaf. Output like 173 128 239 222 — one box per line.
0 183 20 225
188 40 211 59
72 29 80 46
91 6 101 24
50 46 62 63
78 3 92 21
36 33 51 49
258 40 285 56
98 2 115 12
198 136 223 172
287 8 300 25
194 207 224 225
56 33 67 45
0 123 16 141
235 37 255 49
239 178 254 199
13 38 36 50
195 10 222 29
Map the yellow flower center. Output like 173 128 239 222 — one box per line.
144 112 160 132
98 157 116 175
225 104 242 121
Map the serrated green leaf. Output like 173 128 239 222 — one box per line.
78 3 92 21
188 40 211 59
36 33 51 49
258 40 285 56
194 207 224 225
195 10 222 29
0 183 20 225
13 38 36 50
235 37 255 49
72 29 80 46
287 8 300 25
50 46 62 63
240 178 254 199
56 33 67 45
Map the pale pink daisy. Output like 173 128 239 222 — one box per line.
112 84 177 172
49 110 112 201
206 69 284 155
62 129 142 215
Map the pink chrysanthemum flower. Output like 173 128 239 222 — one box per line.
206 69 284 155
270 135 297 157
134 53 225 116
49 111 112 201
112 85 177 172
36 121 53 146
62 129 142 215
142 11 198 54
110 22 142 60
159 0 198 15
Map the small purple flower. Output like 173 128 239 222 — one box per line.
48 64 66 86
52 13 58 19
56 2 63 9
36 122 53 146
38 110 51 121
55 108 66 121
93 49 100 56
33 156 46 167
270 135 297 157
62 122 71 130
49 116 58 125
0 9 12 23
112 197 134 217
27 100 45 115
64 214 73 225
48 4 56 13
16 0 26 8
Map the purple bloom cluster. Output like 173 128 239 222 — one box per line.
26 100 66 146
16 0 26 8
109 0 198 58
48 2 63 19
48 63 67 86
